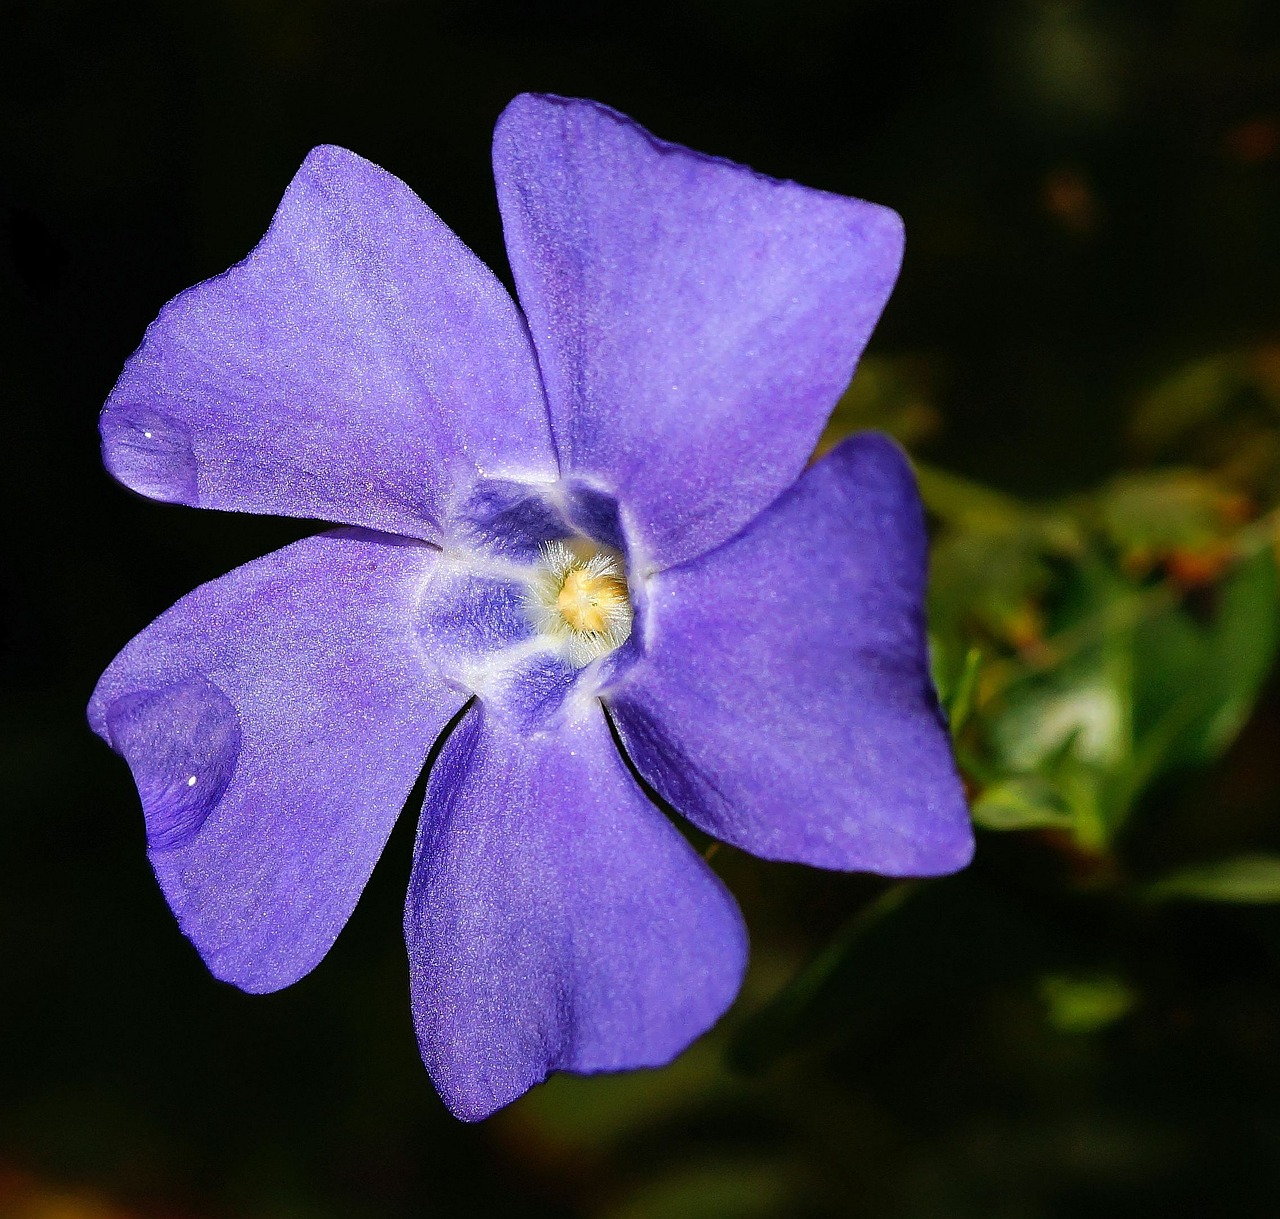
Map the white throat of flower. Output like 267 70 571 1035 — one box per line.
526 539 633 667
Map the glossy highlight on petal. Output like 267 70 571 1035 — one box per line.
100 402 198 505
104 674 241 850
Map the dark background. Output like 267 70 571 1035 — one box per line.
3 2 1280 1216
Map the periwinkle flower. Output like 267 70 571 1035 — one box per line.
89 94 972 1120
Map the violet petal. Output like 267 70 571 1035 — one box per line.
404 701 747 1121
493 93 904 570
101 145 555 539
88 529 466 992
610 434 974 875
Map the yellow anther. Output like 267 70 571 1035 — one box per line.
556 568 630 635
526 540 634 666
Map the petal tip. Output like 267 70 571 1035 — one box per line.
438 1076 539 1123
874 200 906 252
493 92 647 163
296 142 380 183
423 1041 551 1123
496 90 586 124
910 818 977 878
825 429 923 507
199 942 319 996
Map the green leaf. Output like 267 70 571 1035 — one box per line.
972 776 1075 832
1146 855 1280 904
1132 548 1280 772
1039 974 1136 1033
915 462 1030 534
1197 548 1280 756
990 561 1137 778
816 354 939 454
945 646 982 736
1097 469 1230 555
1129 353 1256 454
992 677 1127 773
505 1041 726 1148
983 559 1146 845
928 528 1054 649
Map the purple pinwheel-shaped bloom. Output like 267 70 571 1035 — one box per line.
89 94 972 1120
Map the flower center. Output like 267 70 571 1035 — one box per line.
556 565 631 635
527 539 633 666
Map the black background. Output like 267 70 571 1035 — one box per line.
3 2 1279 1216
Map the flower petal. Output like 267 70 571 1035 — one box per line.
102 145 555 539
493 93 904 570
88 529 466 992
404 701 747 1121
610 434 973 875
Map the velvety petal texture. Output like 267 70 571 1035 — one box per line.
404 702 747 1121
89 529 466 992
92 100 972 1123
101 145 555 540
610 434 973 875
494 93 905 570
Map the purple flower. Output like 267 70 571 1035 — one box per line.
89 94 972 1120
